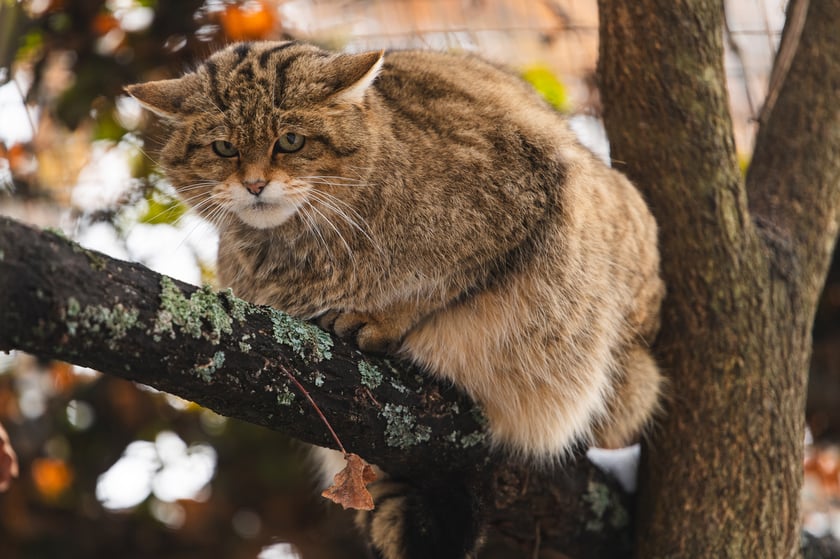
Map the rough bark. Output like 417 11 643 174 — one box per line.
598 0 840 557
0 218 486 477
0 215 632 558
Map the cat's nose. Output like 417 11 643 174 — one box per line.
244 179 267 196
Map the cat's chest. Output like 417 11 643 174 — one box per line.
217 233 361 313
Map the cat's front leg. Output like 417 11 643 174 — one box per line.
317 305 422 354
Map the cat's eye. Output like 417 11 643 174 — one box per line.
211 140 239 158
274 132 305 154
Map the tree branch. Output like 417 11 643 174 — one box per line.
0 215 635 558
0 215 486 477
756 0 809 127
748 0 840 299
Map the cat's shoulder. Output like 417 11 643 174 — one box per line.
381 49 520 81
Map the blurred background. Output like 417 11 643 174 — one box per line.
1 0 839 557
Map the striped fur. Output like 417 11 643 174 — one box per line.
127 41 665 559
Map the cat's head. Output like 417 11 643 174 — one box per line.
126 42 384 230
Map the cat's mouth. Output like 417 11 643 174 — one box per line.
234 197 301 229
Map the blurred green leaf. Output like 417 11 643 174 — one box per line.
522 65 569 112
92 109 126 142
47 12 73 33
738 153 750 176
140 188 187 225
18 28 44 60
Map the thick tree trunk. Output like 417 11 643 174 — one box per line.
598 0 840 557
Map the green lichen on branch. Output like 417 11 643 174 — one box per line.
65 296 140 349
221 288 250 322
276 385 296 406
381 403 432 449
470 406 489 428
152 276 243 343
45 226 68 239
358 361 383 389
66 297 81 326
269 309 333 362
390 379 409 394
445 429 488 449
194 351 226 382
459 430 487 448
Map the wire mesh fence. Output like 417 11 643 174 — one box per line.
276 0 787 154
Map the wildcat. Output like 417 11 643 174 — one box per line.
127 41 664 559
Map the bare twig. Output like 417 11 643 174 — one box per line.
758 0 810 125
279 362 347 455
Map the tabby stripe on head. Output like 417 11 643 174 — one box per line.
258 41 298 68
233 44 256 83
203 60 228 111
168 140 204 167
233 42 252 67
237 62 255 84
185 141 204 156
272 57 297 108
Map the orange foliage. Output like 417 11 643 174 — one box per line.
2 143 33 176
92 12 119 36
808 446 840 497
220 1 277 41
32 458 74 501
49 361 78 393
321 453 377 511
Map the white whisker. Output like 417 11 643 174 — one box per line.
306 189 382 257
303 200 355 266
298 205 333 261
298 175 367 185
175 182 219 192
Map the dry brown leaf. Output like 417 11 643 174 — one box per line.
321 453 378 510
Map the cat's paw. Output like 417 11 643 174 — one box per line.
317 310 401 354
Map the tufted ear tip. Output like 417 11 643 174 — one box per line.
124 77 196 119
330 50 385 106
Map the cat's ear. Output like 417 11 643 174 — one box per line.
329 51 384 105
124 76 197 119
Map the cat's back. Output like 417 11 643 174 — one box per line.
373 50 570 142
376 50 537 102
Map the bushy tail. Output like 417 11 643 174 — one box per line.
356 477 484 559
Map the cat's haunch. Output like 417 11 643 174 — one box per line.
128 40 664 558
